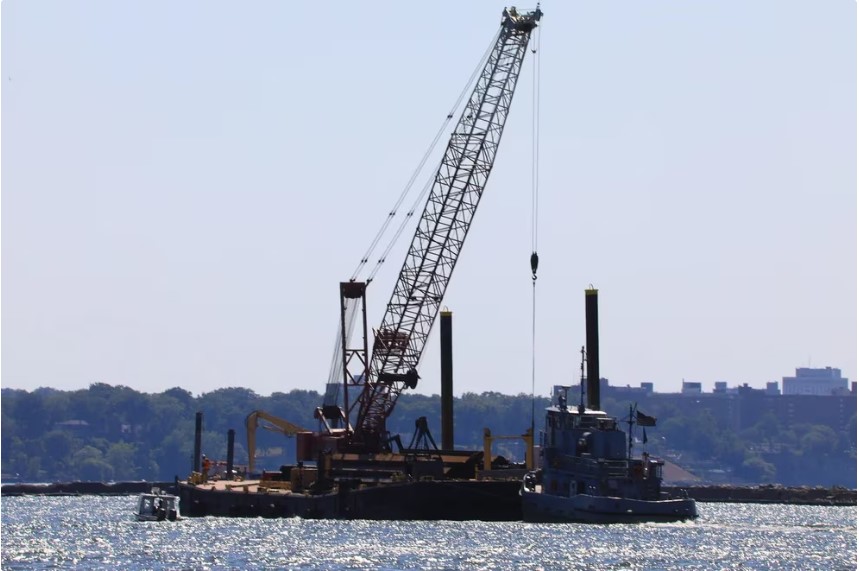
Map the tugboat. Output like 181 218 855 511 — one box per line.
521 289 697 523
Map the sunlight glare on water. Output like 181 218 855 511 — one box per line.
1 497 855 570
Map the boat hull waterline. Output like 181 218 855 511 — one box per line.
521 488 697 524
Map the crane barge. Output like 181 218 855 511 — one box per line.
177 5 543 520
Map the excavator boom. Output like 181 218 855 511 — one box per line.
246 410 310 473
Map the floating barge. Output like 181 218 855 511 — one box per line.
177 477 522 520
178 418 532 520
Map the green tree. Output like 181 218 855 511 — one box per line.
71 446 114 481
713 431 745 466
42 430 77 473
106 442 139 480
799 425 838 458
154 425 197 480
741 455 776 482
15 391 49 439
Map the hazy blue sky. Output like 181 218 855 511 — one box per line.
2 1 856 399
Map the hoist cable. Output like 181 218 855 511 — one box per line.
531 35 537 253
529 23 542 439
535 25 542 250
531 24 542 254
350 30 501 282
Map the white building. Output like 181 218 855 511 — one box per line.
681 381 702 395
782 367 848 396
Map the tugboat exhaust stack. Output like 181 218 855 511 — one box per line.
585 289 600 410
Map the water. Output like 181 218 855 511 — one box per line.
1 496 855 570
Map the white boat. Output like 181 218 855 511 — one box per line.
135 488 181 521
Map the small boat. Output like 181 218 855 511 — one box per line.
521 290 697 524
135 488 181 522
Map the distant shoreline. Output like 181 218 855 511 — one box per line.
1 481 854 506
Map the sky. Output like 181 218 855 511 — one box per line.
1 1 856 400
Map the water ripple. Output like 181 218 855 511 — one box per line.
1 497 855 570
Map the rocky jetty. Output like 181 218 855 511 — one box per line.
665 484 856 506
1 481 176 496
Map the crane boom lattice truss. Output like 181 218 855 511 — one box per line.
351 8 542 446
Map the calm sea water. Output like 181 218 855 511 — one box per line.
0 496 855 570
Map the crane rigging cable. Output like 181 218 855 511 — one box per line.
350 29 502 283
325 299 362 398
366 174 434 283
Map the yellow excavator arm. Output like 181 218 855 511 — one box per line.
245 410 310 473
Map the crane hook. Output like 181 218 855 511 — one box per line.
530 251 539 281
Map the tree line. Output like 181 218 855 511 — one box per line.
1 384 854 486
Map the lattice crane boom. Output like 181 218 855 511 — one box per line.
352 7 543 445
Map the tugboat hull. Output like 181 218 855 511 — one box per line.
521 489 698 524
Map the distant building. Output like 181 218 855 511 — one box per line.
738 383 766 396
782 367 849 396
713 381 741 395
681 381 702 395
592 376 856 434
604 380 651 400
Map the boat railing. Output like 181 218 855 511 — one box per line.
556 456 629 479
601 461 629 478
